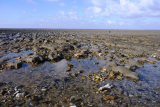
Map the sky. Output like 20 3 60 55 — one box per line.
0 0 160 29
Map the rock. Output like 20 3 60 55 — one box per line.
112 66 139 80
104 96 116 100
0 89 6 95
31 96 38 101
123 49 144 56
151 51 160 59
24 54 45 63
157 86 160 89
117 76 123 81
128 59 143 68
125 64 136 71
41 88 47 92
123 72 139 80
74 49 88 59
150 60 156 64
67 64 73 69
0 82 4 86
99 84 113 91
112 66 130 74
48 51 63 60
94 62 99 65
82 76 86 80
7 61 22 69
108 60 117 67
69 73 77 78
16 92 25 98
101 65 112 73
70 96 76 102
77 70 83 74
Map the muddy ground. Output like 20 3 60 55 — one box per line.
0 29 160 107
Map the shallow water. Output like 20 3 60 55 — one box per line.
0 50 34 60
0 57 106 86
0 54 160 106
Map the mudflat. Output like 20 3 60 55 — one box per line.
0 29 160 106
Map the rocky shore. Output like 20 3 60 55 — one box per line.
0 29 160 106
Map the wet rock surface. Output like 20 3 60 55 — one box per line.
0 29 160 106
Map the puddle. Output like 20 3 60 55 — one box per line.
0 50 34 60
0 57 106 86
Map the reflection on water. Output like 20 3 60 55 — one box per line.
0 56 160 86
0 56 160 106
0 50 34 60
0 57 106 86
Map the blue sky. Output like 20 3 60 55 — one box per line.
0 0 160 29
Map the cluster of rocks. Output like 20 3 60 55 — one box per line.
0 29 160 106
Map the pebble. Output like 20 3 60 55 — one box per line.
41 88 47 91
16 92 25 98
150 60 156 64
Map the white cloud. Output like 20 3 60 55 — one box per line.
107 20 115 24
119 22 124 25
58 11 65 15
40 19 48 22
59 2 65 6
87 6 102 14
100 9 110 16
89 0 118 7
57 11 81 20
88 0 160 18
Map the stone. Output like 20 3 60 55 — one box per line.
123 72 139 80
41 88 47 92
16 92 25 98
103 96 116 100
48 51 63 60
70 96 76 102
108 60 117 67
112 66 139 80
99 84 113 91
101 65 112 73
150 60 156 64
125 64 136 71
128 59 143 68
7 61 22 69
